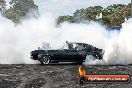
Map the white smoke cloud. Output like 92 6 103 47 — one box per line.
1 0 132 65
1 9 132 65
84 19 132 65
103 19 132 65
1 12 132 65
0 12 108 64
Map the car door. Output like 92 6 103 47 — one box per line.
62 49 79 62
75 44 89 61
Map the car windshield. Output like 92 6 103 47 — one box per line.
74 44 85 50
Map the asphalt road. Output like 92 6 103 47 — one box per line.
0 64 132 88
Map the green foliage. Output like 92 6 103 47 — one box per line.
57 4 131 26
102 4 130 26
74 6 103 21
57 6 103 24
0 0 6 14
4 0 39 23
103 4 125 16
57 15 73 24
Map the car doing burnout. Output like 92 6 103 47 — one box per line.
30 41 104 64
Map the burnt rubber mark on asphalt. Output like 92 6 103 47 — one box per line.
0 79 21 88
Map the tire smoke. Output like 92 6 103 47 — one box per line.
103 19 132 65
84 19 132 65
0 13 132 65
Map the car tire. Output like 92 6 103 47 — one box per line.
40 56 50 65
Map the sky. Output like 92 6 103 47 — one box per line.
35 0 131 17
5 0 131 17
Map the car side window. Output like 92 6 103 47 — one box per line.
76 45 85 50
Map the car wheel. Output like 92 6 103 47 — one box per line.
40 56 50 65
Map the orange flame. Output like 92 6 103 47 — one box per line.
78 66 86 76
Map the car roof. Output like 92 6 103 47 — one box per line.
68 42 88 45
68 42 97 48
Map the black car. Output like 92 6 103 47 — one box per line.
30 41 104 64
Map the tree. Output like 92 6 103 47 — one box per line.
57 15 73 24
73 6 103 22
102 4 130 26
0 0 6 15
57 6 104 24
4 0 39 23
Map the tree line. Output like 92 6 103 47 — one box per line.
0 0 131 26
57 4 131 26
